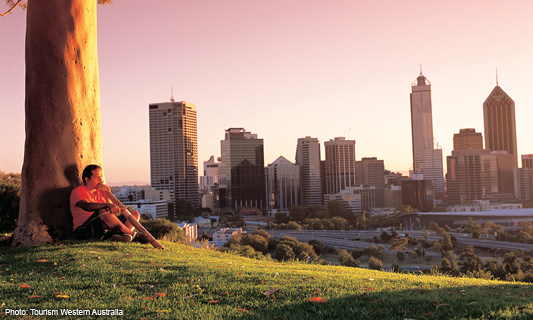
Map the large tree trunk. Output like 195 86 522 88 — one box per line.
12 0 103 246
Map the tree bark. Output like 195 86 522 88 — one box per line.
13 0 103 246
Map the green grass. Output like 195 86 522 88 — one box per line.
1 241 532 319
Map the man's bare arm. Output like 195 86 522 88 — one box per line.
75 200 120 214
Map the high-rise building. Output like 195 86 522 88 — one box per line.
401 178 433 212
453 128 483 150
265 156 300 213
219 128 265 209
409 70 445 196
522 155 533 169
200 156 219 192
514 168 533 201
296 136 322 207
324 137 356 195
483 84 518 167
149 101 199 206
356 157 385 207
446 149 498 204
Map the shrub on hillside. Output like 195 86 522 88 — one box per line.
338 249 359 267
140 219 185 243
0 182 20 233
368 257 383 270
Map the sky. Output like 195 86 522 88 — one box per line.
1 1 533 185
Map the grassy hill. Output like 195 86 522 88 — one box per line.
1 241 532 319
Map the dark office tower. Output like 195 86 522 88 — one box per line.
483 84 518 167
296 136 322 207
324 137 356 195
453 129 483 150
401 179 433 212
219 128 265 209
410 70 445 196
356 157 385 207
149 101 199 206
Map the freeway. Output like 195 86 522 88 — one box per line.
267 230 533 252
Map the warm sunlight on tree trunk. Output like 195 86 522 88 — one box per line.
13 0 103 246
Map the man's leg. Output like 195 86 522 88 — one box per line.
100 212 135 235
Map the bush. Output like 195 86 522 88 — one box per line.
0 182 20 233
309 239 327 255
368 257 383 270
338 249 359 267
140 219 185 243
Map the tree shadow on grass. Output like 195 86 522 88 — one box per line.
229 282 533 320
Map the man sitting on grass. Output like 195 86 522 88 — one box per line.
70 164 140 242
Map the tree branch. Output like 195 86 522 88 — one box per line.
1 0 22 16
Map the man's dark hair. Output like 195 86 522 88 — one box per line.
82 164 102 184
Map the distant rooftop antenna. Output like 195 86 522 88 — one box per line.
420 64 423 75
170 84 175 102
496 68 499 86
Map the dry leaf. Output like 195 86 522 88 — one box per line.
361 287 375 291
263 288 278 296
236 309 248 312
27 295 43 299
19 284 30 288
208 300 219 304
55 295 70 299
436 303 450 310
142 297 154 300
155 293 166 298
36 259 48 263
309 297 328 303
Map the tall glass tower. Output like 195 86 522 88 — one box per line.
219 128 265 209
296 136 323 207
410 70 444 196
149 101 199 206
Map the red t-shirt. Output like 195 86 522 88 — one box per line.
70 185 113 231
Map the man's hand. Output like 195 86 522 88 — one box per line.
105 203 121 215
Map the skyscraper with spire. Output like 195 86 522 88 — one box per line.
483 78 518 167
409 69 444 196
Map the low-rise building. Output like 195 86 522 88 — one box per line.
175 222 198 242
213 228 244 242
124 200 172 220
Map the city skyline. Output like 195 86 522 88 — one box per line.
1 1 533 184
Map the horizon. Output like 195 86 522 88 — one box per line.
1 1 532 184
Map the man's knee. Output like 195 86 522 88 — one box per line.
130 209 140 221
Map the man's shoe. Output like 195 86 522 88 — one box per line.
111 234 133 243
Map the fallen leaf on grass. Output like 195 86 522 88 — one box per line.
55 295 70 299
309 297 328 303
359 287 376 291
19 284 30 288
207 300 219 304
36 259 48 263
142 297 154 300
155 293 166 298
27 295 43 299
236 309 248 312
263 288 278 296
436 303 450 310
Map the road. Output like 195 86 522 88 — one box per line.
267 230 533 253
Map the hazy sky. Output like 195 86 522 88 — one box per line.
1 1 532 184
